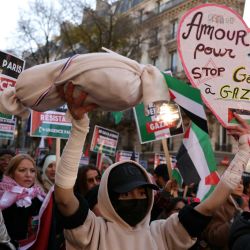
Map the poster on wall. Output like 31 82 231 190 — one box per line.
178 4 250 126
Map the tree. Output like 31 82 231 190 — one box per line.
16 0 63 66
57 0 145 59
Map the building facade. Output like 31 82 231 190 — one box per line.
110 0 246 166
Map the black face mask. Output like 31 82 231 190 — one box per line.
114 199 148 227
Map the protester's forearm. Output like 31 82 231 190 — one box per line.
195 134 250 216
55 114 89 216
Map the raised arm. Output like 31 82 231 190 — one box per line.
54 83 97 216
195 114 250 216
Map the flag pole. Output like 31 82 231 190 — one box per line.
56 138 61 168
161 138 172 180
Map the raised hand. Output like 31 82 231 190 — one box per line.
57 82 98 120
226 113 250 140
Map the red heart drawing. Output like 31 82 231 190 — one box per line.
178 4 250 126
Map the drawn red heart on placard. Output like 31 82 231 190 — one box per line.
178 4 250 126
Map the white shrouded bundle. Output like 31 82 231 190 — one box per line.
0 50 170 118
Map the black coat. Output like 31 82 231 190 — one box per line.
229 211 250 250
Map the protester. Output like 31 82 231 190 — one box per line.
100 155 113 173
0 149 15 178
201 182 244 250
151 179 179 221
0 154 46 247
229 211 250 250
41 154 56 193
54 85 250 250
0 210 16 250
74 165 101 197
153 163 169 188
84 185 102 216
157 197 187 219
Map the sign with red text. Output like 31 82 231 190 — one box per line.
178 4 250 126
30 110 72 139
90 126 119 156
0 50 25 91
133 103 183 144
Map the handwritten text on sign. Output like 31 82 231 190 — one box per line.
178 4 250 126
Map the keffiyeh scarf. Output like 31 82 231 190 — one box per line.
0 176 46 209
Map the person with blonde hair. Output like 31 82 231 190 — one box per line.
0 154 46 247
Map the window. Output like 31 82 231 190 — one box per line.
170 50 177 73
215 125 232 151
149 27 159 47
171 19 178 39
138 9 143 23
156 1 161 14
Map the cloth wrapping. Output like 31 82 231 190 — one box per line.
0 51 170 118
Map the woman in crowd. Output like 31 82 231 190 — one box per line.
0 154 46 247
200 181 245 250
41 154 56 193
157 197 187 219
74 165 101 197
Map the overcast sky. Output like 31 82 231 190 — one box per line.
0 0 249 53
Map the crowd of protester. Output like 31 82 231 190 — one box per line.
0 85 249 250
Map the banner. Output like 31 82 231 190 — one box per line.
90 126 119 156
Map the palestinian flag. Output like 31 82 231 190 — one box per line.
163 73 220 200
176 122 220 200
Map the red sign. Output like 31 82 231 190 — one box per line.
0 76 16 91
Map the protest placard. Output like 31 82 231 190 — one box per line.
133 103 184 144
30 110 72 139
90 126 119 156
178 4 250 126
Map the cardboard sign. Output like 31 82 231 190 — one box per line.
178 4 250 126
133 103 184 144
90 126 119 156
30 110 72 139
0 51 24 139
0 50 25 80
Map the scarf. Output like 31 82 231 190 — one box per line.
0 176 46 209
